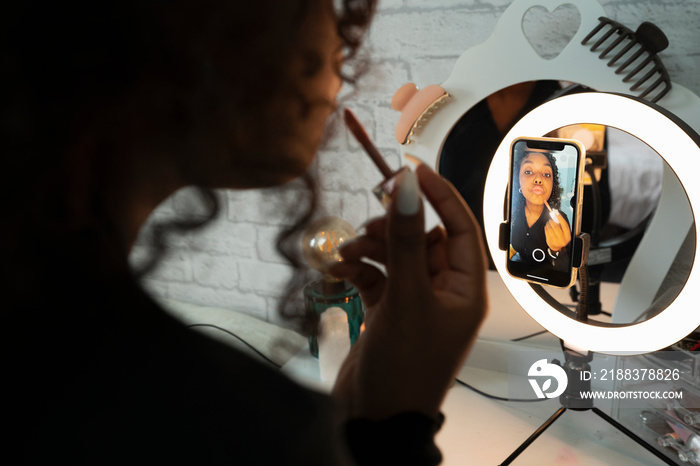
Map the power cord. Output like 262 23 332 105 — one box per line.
186 323 282 369
454 378 544 403
453 331 555 403
511 330 549 342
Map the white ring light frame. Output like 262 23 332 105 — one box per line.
484 92 700 355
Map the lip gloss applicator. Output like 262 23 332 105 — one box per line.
544 200 561 224
343 108 410 208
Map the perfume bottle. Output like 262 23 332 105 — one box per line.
302 216 365 358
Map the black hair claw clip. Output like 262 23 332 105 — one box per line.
582 18 671 103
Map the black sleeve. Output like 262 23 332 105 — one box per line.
344 412 445 465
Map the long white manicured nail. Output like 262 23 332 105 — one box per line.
549 210 561 224
396 169 420 215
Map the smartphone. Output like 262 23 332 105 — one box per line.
506 137 585 288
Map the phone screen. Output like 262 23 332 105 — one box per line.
506 137 585 288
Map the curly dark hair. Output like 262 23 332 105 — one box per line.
511 146 563 213
2 0 377 332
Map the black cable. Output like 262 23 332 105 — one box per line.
186 323 282 369
510 330 549 342
454 378 544 403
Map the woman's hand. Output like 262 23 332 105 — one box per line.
328 162 488 421
544 211 571 253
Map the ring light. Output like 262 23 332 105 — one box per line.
484 92 700 355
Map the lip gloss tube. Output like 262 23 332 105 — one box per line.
544 200 560 224
343 108 409 209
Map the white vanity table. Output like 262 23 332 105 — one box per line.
282 270 669 465
163 266 672 464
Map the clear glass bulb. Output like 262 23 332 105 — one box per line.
302 216 357 276
301 216 363 358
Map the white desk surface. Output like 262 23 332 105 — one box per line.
282 271 670 465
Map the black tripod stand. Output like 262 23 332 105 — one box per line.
498 259 677 465
499 344 677 465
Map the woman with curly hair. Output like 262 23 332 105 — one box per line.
2 0 488 464
509 145 572 270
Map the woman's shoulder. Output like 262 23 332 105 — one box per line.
8 270 342 464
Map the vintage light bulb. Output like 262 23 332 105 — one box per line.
301 216 363 358
302 216 357 280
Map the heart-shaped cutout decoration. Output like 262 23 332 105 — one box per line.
522 4 581 60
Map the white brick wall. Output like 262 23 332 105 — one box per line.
133 0 700 327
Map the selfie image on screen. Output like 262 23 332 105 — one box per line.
508 139 581 286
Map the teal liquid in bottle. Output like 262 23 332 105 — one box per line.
304 279 364 358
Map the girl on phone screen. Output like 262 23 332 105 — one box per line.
510 147 572 271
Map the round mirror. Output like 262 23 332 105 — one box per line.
396 0 700 355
